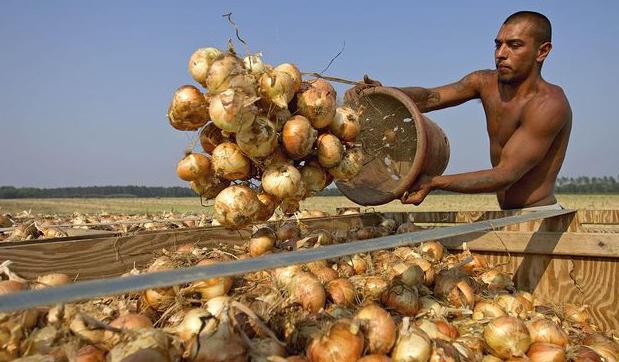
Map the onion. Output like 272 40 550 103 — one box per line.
249 227 277 257
243 53 267 75
379 218 398 234
205 53 244 94
328 147 364 181
255 191 280 222
396 221 420 234
31 273 71 289
269 107 292 132
272 264 303 288
563 304 591 324
527 342 566 362
104 313 153 347
462 254 489 274
566 345 602 362
168 85 210 131
209 88 257 133
430 339 463 361
177 152 211 181
390 318 432 362
473 300 507 320
262 163 302 199
480 270 514 291
392 263 424 288
317 134 344 168
282 115 318 160
381 282 420 316
296 79 337 129
495 294 530 319
418 296 449 319
75 345 106 362
274 63 302 92
276 222 301 241
188 259 234 300
434 270 475 309
301 161 329 196
307 319 364 362
70 313 105 344
416 319 459 342
312 267 338 284
408 258 435 286
200 122 227 153
172 308 210 345
526 318 569 347
250 337 287 362
0 214 12 228
211 142 251 180
419 241 445 262
213 185 261 228
259 70 296 108
236 116 278 158
325 279 356 306
355 304 396 354
358 355 391 362
189 47 222 87
349 276 389 301
190 174 229 199
331 106 360 142
483 316 531 359
583 334 619 361
288 272 326 313
355 226 380 240
108 328 181 362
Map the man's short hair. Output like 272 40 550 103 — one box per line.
504 11 552 45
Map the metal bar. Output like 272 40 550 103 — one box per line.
0 209 573 313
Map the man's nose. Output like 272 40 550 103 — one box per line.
496 44 508 59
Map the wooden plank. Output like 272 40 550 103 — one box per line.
0 214 370 280
480 252 619 333
440 231 619 258
577 210 619 225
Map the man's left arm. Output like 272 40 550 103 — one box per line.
402 99 569 204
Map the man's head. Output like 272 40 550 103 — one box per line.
495 11 553 84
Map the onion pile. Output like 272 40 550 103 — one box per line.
167 44 365 228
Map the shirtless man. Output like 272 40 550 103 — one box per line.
346 11 572 210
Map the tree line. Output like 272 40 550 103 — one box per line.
0 176 618 198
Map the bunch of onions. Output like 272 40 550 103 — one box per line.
187 259 233 300
483 316 531 359
205 53 244 94
213 185 262 228
262 163 302 200
296 79 337 129
307 319 364 362
249 227 277 257
287 272 326 313
189 47 223 87
243 53 267 75
209 88 257 133
300 161 329 197
331 106 360 142
354 304 396 355
168 85 210 131
190 174 229 200
176 152 211 181
390 318 432 362
211 142 252 180
526 318 569 347
282 116 318 160
200 122 227 153
259 70 297 109
255 191 279 221
381 282 420 316
317 134 344 168
274 63 302 92
328 147 364 181
325 279 356 306
236 116 278 158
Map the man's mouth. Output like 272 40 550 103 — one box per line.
497 64 511 71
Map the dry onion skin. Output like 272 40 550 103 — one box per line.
282 115 318 160
190 174 229 199
274 63 302 92
168 85 210 131
176 152 211 181
582 334 619 361
317 134 344 168
243 53 267 75
301 161 329 196
526 342 567 362
255 191 280 221
288 271 326 313
259 69 297 109
205 53 245 94
249 227 277 257
262 163 302 200
188 259 234 300
325 278 356 306
526 318 569 347
307 319 364 362
236 116 278 158
354 304 396 355
189 47 223 87
331 106 361 142
390 318 432 362
328 147 364 181
211 142 252 180
296 79 337 129
483 316 532 359
199 122 227 153
209 88 257 133
213 185 261 228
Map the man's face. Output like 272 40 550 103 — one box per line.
494 21 539 83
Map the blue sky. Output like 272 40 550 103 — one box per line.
0 1 617 187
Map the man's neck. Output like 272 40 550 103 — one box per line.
498 70 542 101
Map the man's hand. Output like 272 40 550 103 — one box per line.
401 174 434 205
344 75 382 104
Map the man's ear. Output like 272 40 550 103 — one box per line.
537 41 552 63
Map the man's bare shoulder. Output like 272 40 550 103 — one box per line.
523 82 572 132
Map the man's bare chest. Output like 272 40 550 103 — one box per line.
482 98 524 147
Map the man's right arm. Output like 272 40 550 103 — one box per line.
397 70 487 112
